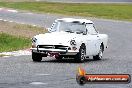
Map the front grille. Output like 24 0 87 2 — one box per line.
37 45 71 50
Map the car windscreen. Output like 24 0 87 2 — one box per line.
52 21 87 34
59 21 86 34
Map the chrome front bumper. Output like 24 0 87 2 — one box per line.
30 48 79 55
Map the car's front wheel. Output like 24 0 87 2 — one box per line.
93 45 103 60
32 51 42 62
75 45 86 62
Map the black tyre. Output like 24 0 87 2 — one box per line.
32 51 42 62
75 45 86 62
93 45 103 60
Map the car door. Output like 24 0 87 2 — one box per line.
85 23 101 56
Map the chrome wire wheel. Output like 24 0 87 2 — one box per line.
99 48 103 59
93 45 103 60
75 45 86 63
80 48 86 61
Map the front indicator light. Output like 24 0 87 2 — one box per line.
72 47 77 51
32 43 36 48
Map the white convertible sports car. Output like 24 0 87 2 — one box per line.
31 18 108 62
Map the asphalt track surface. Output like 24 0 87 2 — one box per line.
0 10 132 88
36 0 132 3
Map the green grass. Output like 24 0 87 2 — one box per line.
0 2 132 21
0 20 46 52
0 33 31 52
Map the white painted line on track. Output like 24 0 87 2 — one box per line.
36 74 51 76
0 8 18 13
3 20 7 22
7 10 18 13
0 49 31 57
19 22 25 24
0 19 41 29
36 0 40 1
33 25 37 27
30 82 48 85
9 21 13 23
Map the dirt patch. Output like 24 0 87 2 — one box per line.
0 20 47 38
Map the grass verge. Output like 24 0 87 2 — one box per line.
0 2 132 21
0 33 31 52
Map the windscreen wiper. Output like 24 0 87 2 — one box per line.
65 30 74 33
76 31 83 34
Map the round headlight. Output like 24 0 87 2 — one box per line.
32 37 37 43
70 40 76 46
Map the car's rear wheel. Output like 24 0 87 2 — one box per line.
75 45 86 62
93 45 103 60
32 51 42 62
